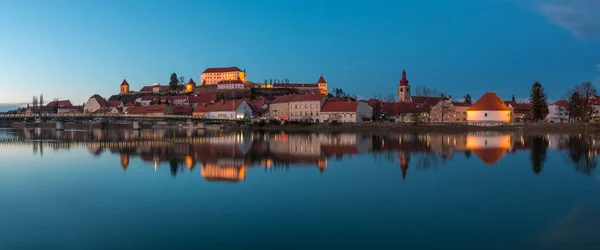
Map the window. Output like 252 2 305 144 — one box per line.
484 113 488 117
400 88 403 92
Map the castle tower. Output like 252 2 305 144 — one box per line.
186 78 197 93
120 79 130 95
398 69 410 102
317 75 328 95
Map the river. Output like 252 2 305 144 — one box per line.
0 128 599 250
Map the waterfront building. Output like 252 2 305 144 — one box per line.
504 100 532 122
192 99 252 119
547 100 569 123
320 100 373 123
466 93 511 124
288 94 327 122
269 95 296 120
201 67 246 86
430 98 470 123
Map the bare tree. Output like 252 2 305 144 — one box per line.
32 95 38 108
384 94 396 102
179 76 185 86
414 85 441 97
39 94 44 107
431 100 455 122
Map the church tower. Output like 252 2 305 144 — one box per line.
398 69 410 102
120 79 130 95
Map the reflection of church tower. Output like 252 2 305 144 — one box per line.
318 158 328 174
398 151 410 180
186 156 196 170
120 153 130 171
398 69 410 102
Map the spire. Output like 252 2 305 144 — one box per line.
188 78 196 86
399 69 409 86
121 79 129 86
317 75 327 83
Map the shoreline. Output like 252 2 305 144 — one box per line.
5 121 600 134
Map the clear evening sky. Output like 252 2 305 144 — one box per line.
0 0 599 105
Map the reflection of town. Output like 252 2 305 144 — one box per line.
1 128 598 181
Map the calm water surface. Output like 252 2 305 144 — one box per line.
0 128 599 250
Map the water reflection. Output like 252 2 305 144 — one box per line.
1 128 599 181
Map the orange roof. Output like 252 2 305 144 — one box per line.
121 79 129 86
321 101 359 112
317 76 327 83
202 67 242 73
467 93 510 111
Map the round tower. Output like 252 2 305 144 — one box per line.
120 79 130 95
398 69 410 102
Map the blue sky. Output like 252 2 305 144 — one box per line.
0 0 599 105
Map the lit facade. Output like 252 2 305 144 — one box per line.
201 67 246 86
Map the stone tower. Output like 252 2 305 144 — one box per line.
317 75 328 95
120 79 129 95
398 69 410 102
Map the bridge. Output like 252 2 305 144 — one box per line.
0 113 251 130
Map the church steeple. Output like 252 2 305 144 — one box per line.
397 69 411 102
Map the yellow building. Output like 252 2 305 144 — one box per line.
201 67 246 86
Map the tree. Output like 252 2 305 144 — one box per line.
179 76 185 86
384 94 396 102
464 94 472 104
573 82 596 121
169 73 179 90
567 91 582 122
264 79 268 84
32 95 38 108
39 94 44 107
530 82 549 122
414 85 441 97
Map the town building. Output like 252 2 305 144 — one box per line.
186 78 197 93
547 100 569 123
288 94 327 122
466 93 511 124
397 69 410 102
217 80 247 90
504 100 532 122
269 95 296 120
84 94 108 113
381 102 430 123
139 83 185 94
192 99 252 119
320 100 373 123
430 98 470 123
126 104 173 116
201 67 246 86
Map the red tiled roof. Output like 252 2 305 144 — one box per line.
187 78 196 86
321 101 358 112
553 100 569 108
121 79 129 86
317 76 327 84
46 100 73 108
382 102 429 115
467 93 510 111
188 92 217 104
411 96 444 106
106 101 122 107
271 95 297 104
193 100 246 113
217 80 245 84
202 67 243 73
273 83 318 88
89 94 107 107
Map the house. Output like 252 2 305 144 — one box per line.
269 95 297 120
192 99 252 119
46 100 73 109
84 94 108 113
466 93 511 124
106 101 123 108
430 97 470 123
188 92 217 108
139 84 185 94
382 102 430 123
320 100 373 123
172 105 192 115
547 100 569 123
58 106 84 114
504 101 532 122
126 104 173 116
288 94 327 122
244 98 270 119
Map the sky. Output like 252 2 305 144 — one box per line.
0 0 599 106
